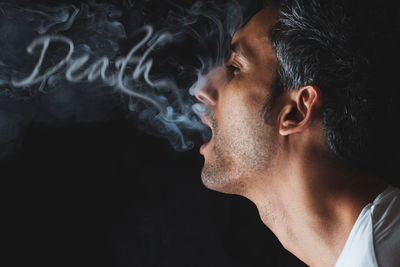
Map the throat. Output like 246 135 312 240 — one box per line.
254 177 387 267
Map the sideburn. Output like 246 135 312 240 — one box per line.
262 70 284 125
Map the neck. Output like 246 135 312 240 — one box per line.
244 150 387 267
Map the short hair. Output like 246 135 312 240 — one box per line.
260 0 400 174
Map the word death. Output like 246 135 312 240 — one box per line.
12 25 178 112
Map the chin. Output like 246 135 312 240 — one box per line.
200 167 247 195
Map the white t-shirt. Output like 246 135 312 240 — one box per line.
335 185 400 267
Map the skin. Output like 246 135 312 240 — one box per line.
195 7 387 267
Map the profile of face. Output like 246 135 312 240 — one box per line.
195 8 280 195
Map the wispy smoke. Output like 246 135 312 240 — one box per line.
0 0 247 158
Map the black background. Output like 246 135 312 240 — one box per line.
2 0 400 266
2 118 308 267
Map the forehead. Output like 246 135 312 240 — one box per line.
231 7 279 61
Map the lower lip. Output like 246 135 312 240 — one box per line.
200 141 210 155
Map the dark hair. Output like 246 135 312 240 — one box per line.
261 0 400 174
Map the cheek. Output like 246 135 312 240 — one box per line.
216 92 265 142
218 81 267 122
213 73 272 139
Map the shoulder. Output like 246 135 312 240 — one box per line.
335 185 400 267
371 185 400 266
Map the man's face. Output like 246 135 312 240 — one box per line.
196 8 280 194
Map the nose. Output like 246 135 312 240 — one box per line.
194 66 227 106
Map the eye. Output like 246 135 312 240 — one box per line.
227 64 240 74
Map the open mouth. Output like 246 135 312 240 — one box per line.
200 115 213 154
202 126 212 143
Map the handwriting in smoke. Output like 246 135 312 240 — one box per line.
12 25 181 113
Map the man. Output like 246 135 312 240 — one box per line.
194 0 400 266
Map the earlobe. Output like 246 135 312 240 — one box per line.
278 86 322 136
279 103 303 136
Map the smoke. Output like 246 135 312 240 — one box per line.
0 0 250 158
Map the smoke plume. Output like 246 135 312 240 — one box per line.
0 0 251 158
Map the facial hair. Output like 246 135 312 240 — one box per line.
201 104 277 195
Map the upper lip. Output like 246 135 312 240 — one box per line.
201 114 212 129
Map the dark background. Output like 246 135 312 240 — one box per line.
2 0 400 266
2 117 308 267
0 1 310 266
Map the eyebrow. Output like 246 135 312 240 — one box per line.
230 41 249 60
230 42 239 54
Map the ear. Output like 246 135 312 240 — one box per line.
279 85 322 136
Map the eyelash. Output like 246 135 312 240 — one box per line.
227 64 240 74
